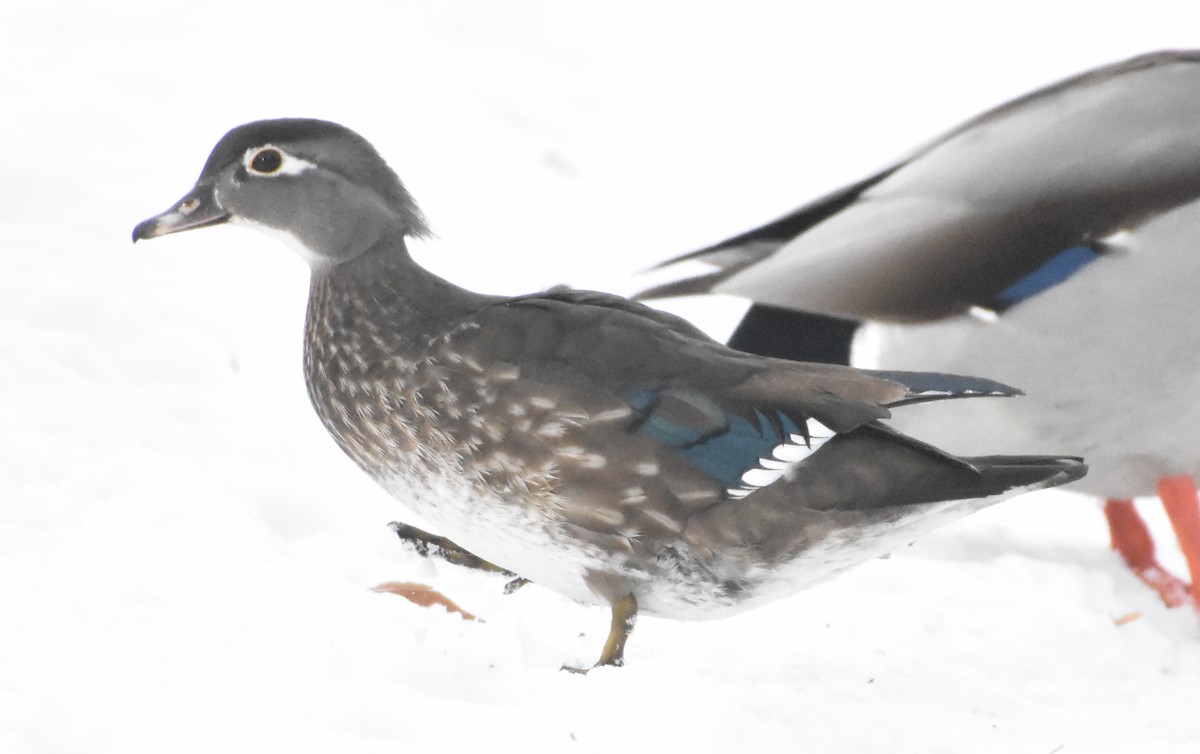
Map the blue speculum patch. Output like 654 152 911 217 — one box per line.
628 386 804 488
996 244 1100 308
680 410 802 489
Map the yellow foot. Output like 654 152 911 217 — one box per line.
561 594 638 673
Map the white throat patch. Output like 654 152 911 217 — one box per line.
232 217 323 264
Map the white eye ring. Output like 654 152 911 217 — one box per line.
242 145 316 177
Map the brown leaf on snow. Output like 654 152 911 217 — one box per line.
1112 611 1142 626
372 581 478 621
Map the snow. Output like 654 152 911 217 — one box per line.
3 1 1200 752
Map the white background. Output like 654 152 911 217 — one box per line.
3 2 1199 752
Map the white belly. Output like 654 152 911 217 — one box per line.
379 467 622 607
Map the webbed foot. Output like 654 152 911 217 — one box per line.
388 522 529 594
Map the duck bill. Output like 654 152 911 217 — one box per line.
132 184 230 242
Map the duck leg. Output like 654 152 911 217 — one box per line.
389 522 530 592
1156 476 1200 609
562 593 639 673
1103 499 1191 608
597 593 639 668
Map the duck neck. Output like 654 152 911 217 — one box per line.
303 235 495 382
310 234 490 328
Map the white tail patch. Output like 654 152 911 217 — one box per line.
1101 227 1134 247
967 305 999 323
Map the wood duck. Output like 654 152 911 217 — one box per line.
134 118 1085 667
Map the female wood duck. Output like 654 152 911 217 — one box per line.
641 50 1200 612
133 119 1084 668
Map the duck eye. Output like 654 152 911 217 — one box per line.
249 148 283 174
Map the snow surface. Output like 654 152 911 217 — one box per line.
4 1 1200 752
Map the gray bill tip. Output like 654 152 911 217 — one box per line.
131 217 158 243
131 189 231 243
